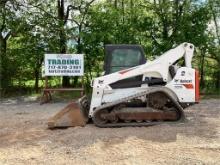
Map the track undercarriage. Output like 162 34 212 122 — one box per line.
88 88 185 127
47 88 185 128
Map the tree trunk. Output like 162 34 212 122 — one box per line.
57 0 70 87
0 35 4 96
213 59 220 89
200 49 205 88
34 69 39 93
72 24 83 87
209 1 220 90
114 0 117 8
215 69 220 89
0 34 9 92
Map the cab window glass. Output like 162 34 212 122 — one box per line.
110 49 142 73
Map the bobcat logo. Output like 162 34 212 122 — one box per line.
181 71 185 76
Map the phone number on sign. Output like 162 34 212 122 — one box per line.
48 66 81 69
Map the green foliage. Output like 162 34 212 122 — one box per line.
0 0 219 96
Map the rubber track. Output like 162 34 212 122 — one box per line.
92 87 185 128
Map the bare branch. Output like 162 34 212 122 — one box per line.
65 0 95 27
24 2 58 21
4 31 11 40
80 0 95 25
64 5 79 24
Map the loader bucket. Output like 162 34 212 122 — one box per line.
48 101 88 129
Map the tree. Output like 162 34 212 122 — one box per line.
0 0 26 94
0 0 219 96
207 0 220 90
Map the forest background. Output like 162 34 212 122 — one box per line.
0 0 219 97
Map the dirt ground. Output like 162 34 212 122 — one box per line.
0 97 220 165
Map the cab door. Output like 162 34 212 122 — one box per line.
104 45 146 88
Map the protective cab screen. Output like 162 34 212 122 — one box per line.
109 49 142 73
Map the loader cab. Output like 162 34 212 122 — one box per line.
104 44 146 88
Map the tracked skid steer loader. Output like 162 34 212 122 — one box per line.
48 42 199 128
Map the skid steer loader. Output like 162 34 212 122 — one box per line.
48 42 200 128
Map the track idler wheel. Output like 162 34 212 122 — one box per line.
93 109 109 125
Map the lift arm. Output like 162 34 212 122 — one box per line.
92 42 195 88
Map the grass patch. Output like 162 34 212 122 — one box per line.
201 94 220 99
50 91 83 101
